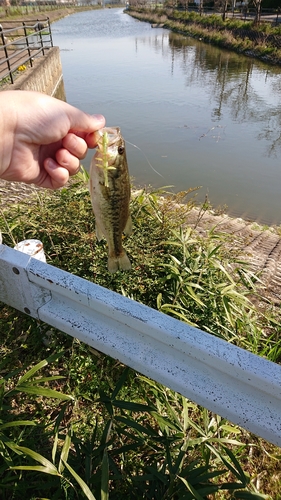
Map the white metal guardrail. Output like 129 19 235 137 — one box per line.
0 242 280 447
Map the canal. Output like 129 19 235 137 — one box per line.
52 8 281 225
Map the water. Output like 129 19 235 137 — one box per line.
52 8 281 224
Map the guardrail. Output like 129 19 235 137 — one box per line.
0 18 53 85
0 242 280 447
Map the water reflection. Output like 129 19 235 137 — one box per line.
53 9 281 224
168 32 281 157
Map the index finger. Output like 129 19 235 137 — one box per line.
70 129 103 149
85 129 104 149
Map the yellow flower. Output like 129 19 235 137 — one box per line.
17 65 26 71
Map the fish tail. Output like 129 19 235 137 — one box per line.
108 251 131 273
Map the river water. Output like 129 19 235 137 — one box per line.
52 8 281 225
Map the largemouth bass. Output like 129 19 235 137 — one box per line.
89 127 132 273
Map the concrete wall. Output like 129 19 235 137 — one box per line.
1 46 66 99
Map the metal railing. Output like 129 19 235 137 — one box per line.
0 242 281 447
0 18 53 85
145 4 281 23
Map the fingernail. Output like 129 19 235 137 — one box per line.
45 158 56 170
92 114 106 124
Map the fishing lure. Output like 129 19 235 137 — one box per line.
95 130 116 188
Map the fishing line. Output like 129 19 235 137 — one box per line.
125 140 165 179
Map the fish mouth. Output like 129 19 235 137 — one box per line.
96 127 123 167
97 127 121 148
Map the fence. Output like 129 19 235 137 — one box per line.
0 242 280 447
0 18 53 85
146 3 281 23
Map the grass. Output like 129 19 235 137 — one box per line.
127 7 281 65
0 175 280 498
0 4 122 21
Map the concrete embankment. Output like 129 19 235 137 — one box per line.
5 46 65 98
186 208 281 306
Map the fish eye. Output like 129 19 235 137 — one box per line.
118 146 125 155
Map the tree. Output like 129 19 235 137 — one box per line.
178 0 189 11
250 0 263 23
215 0 229 21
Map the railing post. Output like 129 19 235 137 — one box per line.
37 18 45 56
0 25 13 84
23 21 33 68
47 17 53 47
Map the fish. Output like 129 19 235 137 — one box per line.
89 127 132 273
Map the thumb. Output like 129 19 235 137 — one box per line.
68 110 106 148
67 104 106 134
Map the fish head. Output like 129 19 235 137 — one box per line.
96 126 127 171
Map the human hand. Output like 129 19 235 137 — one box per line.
0 90 105 189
